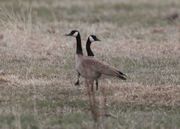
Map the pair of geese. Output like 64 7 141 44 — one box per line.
65 30 127 91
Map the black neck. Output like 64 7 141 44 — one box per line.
86 39 94 56
76 34 83 55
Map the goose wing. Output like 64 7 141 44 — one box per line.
82 58 127 80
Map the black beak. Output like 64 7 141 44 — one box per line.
65 33 71 36
96 38 101 41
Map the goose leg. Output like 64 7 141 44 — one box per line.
95 80 98 91
75 72 80 86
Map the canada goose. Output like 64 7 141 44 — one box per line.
75 35 101 90
65 30 127 91
65 30 83 87
86 35 100 90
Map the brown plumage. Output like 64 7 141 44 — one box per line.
76 56 127 81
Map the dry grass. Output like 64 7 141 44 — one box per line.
0 0 180 129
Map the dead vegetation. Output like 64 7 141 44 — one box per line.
0 0 180 129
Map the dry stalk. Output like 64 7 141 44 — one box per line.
101 86 117 119
85 80 100 123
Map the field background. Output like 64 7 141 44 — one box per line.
0 0 180 129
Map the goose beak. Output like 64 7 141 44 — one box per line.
96 38 101 41
65 33 71 36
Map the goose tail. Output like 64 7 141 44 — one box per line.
117 71 127 80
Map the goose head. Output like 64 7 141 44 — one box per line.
65 30 80 37
88 35 101 43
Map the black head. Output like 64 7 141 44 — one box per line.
65 30 79 37
88 35 101 43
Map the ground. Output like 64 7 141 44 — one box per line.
0 0 180 129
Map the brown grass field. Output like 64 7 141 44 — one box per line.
0 0 180 129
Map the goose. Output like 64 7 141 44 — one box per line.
65 30 127 91
75 35 101 91
65 30 83 87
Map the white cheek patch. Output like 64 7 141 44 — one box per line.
73 32 78 37
89 36 94 42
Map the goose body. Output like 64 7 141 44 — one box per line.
65 30 127 91
76 56 101 79
76 56 126 80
